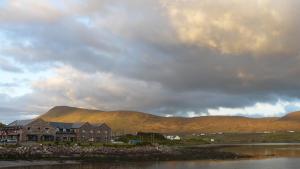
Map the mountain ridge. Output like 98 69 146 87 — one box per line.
40 106 300 134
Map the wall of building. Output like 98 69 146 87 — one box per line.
21 119 56 142
75 123 112 143
94 124 112 143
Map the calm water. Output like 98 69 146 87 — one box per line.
5 145 300 169
5 158 300 169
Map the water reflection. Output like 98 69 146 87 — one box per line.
5 145 300 169
220 145 300 157
5 158 300 169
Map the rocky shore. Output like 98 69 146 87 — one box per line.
0 145 245 162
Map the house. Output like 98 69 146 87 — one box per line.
48 122 77 142
0 118 112 143
0 119 34 142
166 135 181 141
0 119 56 142
50 122 112 143
22 118 57 142
74 122 95 142
94 123 112 143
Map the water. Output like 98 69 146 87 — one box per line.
5 145 300 169
5 158 300 169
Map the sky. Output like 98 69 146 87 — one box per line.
1 0 300 123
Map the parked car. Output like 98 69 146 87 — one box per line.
0 139 18 145
0 139 6 145
6 139 18 145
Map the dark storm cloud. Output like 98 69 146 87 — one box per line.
1 0 300 119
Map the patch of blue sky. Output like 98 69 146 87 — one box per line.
75 16 93 28
0 0 7 8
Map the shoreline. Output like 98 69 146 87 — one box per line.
0 145 246 164
2 143 300 168
0 160 79 169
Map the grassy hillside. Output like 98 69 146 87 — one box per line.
40 106 300 134
280 111 300 121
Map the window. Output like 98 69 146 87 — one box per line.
27 127 31 131
82 130 86 133
90 130 94 134
97 130 101 134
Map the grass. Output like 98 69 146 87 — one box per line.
184 132 300 144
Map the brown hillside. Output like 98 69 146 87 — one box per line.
40 106 300 134
280 111 300 121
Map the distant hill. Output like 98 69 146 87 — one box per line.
280 111 300 121
40 106 300 134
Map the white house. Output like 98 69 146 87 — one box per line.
166 135 181 141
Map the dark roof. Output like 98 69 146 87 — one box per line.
8 119 34 127
49 122 87 129
71 122 86 129
49 122 73 129
94 123 111 129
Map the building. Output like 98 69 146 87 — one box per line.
0 122 23 141
50 122 111 143
0 119 56 142
165 135 181 141
48 122 78 142
22 118 57 142
0 118 112 143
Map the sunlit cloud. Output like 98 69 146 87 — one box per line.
162 0 300 56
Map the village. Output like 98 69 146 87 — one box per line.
0 118 182 146
0 118 112 144
1 118 300 162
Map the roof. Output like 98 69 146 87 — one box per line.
8 119 34 127
95 123 104 127
49 122 86 129
49 122 73 129
71 122 86 129
94 123 111 129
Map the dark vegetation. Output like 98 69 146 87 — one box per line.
116 132 181 146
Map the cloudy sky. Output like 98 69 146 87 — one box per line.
1 0 300 123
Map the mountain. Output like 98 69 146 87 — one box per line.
280 111 300 121
40 106 300 134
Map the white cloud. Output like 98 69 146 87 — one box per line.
206 100 300 117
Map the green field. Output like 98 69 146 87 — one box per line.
183 132 300 144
